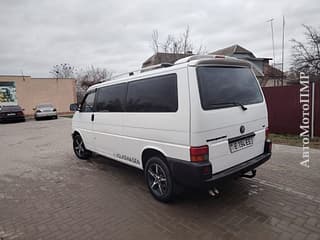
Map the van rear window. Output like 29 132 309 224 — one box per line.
197 66 263 110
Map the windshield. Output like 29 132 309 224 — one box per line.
196 66 263 110
38 104 53 108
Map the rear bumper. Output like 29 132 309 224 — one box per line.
167 141 272 188
0 115 25 123
35 112 57 118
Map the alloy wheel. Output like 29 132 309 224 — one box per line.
147 163 168 197
74 136 85 157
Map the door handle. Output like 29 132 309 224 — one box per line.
91 113 95 122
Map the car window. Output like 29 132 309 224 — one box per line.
126 74 178 112
197 66 263 110
95 83 127 112
81 91 96 112
38 104 53 108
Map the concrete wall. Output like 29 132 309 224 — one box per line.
0 75 76 115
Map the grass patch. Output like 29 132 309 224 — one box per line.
269 133 320 149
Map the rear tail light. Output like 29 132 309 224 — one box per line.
190 145 209 162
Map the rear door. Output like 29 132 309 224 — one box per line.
189 66 268 174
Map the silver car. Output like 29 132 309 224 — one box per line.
34 103 58 120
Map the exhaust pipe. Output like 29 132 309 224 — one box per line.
241 169 256 179
208 188 220 197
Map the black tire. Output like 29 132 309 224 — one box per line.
73 134 92 160
145 156 174 202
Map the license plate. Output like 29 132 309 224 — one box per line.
7 113 16 116
229 137 253 153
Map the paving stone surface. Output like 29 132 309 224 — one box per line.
0 118 319 240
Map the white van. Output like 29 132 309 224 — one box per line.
70 55 272 202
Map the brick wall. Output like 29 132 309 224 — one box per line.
0 76 76 115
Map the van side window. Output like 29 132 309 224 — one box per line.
81 91 95 112
95 84 127 112
126 74 178 112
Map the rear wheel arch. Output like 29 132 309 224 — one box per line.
142 148 168 170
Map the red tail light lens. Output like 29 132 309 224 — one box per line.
190 145 209 162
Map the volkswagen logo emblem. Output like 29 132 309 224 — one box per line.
240 125 245 134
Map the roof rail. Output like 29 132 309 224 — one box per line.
140 63 173 73
110 63 173 80
111 54 247 81
111 69 141 80
174 54 234 65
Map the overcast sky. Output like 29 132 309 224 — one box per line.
0 0 319 77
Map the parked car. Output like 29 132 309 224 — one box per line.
34 103 58 120
70 55 272 202
0 105 25 123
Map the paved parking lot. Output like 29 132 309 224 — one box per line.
0 118 320 240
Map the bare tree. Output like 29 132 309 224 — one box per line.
50 63 75 78
151 26 206 55
76 66 112 102
291 25 320 76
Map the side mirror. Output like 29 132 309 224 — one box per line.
33 107 36 111
70 103 79 112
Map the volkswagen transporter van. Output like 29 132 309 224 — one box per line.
70 55 272 202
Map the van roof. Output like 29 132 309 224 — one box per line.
88 55 252 91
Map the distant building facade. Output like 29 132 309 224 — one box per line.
210 45 283 87
142 45 286 87
0 75 76 115
142 52 193 68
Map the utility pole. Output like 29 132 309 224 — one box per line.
281 16 285 86
267 18 276 67
267 18 276 86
